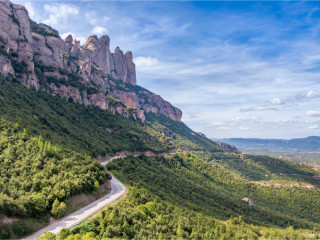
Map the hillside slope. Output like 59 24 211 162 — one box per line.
0 75 225 156
54 154 320 239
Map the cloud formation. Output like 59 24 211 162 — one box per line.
92 26 108 35
43 4 79 26
307 111 320 117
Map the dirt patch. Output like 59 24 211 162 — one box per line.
250 181 314 189
0 216 19 226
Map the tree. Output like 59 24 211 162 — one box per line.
36 231 56 240
176 223 184 239
30 193 46 213
51 198 66 218
58 228 70 240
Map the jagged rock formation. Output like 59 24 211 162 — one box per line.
215 141 238 151
0 0 182 122
197 132 207 138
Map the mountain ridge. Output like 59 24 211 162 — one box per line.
216 136 320 152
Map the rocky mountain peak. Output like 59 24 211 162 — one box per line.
64 34 73 44
0 0 182 123
83 35 98 48
114 46 121 53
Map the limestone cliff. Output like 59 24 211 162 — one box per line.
0 0 182 122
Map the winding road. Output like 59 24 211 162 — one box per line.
24 157 127 240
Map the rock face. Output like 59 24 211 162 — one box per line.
242 198 256 208
0 0 182 122
215 141 238 151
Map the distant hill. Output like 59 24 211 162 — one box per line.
215 136 320 152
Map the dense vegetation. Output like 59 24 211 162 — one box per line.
44 188 318 240
197 151 318 183
0 75 225 157
106 154 320 229
47 154 320 239
0 119 111 239
0 75 168 156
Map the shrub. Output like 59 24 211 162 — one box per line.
51 199 66 218
11 59 28 73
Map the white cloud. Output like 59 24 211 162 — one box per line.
134 56 159 70
232 117 261 122
239 89 320 114
86 12 97 25
240 106 279 112
268 97 287 105
92 26 108 35
43 4 79 26
306 90 320 98
306 110 320 117
239 127 250 130
280 119 298 123
24 1 42 23
216 127 231 130
61 32 86 45
309 125 318 129
210 121 227 126
103 16 110 24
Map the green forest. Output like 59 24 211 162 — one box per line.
44 154 320 239
0 75 223 157
0 119 111 239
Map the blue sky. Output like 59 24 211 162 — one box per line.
12 0 320 139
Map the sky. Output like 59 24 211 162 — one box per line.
12 0 320 139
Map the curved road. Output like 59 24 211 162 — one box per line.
24 157 126 240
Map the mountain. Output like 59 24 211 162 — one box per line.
1 0 320 239
0 0 181 122
217 136 320 152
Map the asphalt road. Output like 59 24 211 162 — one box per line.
24 157 126 240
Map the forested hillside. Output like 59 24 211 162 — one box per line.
0 75 224 157
0 119 111 239
0 75 228 238
48 154 320 239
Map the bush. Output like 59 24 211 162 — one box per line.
93 181 100 192
51 199 66 218
11 59 28 73
36 231 56 240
